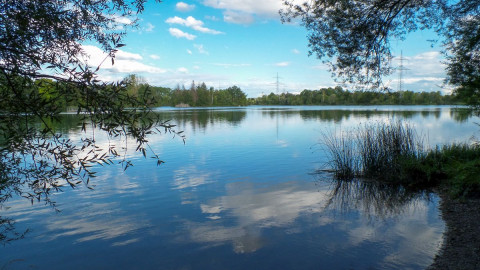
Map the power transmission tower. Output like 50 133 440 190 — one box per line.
276 72 280 95
396 51 409 92
272 73 284 103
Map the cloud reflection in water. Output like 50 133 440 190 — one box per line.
177 178 443 268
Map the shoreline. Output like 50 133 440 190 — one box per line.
428 192 480 269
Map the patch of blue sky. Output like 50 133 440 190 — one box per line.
87 1 449 97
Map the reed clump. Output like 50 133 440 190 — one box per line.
322 121 480 197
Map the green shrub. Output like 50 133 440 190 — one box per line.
424 144 480 197
322 122 480 197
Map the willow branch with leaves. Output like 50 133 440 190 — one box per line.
0 0 184 212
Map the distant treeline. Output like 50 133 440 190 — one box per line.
128 77 462 107
32 75 462 110
124 75 247 107
249 86 462 106
29 75 248 110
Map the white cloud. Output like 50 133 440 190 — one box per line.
80 45 166 79
194 44 209 55
41 202 147 243
202 0 284 17
113 16 133 25
400 77 444 84
213 63 251 68
292 49 300 54
403 51 446 76
146 72 229 90
187 49 193 55
166 16 223 34
311 64 329 70
205 15 220 21
275 61 290 67
226 77 331 97
115 50 143 61
202 0 305 24
389 50 447 92
172 165 214 190
81 45 114 65
149 54 160 60
183 181 329 253
177 67 189 73
176 2 195 12
412 51 441 60
144 22 155 32
109 15 134 30
109 61 166 74
168 27 197 40
223 10 254 24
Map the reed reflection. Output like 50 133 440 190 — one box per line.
322 176 433 219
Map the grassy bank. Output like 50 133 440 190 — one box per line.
322 121 480 197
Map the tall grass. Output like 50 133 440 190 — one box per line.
322 121 480 197
321 129 358 180
322 121 423 184
356 121 424 182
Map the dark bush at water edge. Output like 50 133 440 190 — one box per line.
321 121 480 197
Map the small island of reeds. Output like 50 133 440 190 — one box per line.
321 121 480 198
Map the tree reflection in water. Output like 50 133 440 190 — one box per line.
0 106 471 246
0 216 27 244
321 176 433 219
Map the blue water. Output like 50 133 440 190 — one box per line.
2 106 477 269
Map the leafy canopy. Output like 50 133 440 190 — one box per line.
1 0 150 81
281 0 479 98
0 0 186 214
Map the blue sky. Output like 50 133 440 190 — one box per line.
83 0 449 97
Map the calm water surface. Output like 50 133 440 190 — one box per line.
2 106 478 269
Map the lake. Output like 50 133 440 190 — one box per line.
1 105 478 269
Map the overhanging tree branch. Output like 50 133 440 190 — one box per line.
280 0 478 93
